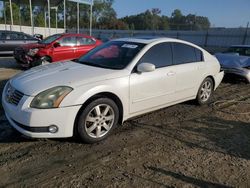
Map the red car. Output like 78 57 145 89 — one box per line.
14 33 102 67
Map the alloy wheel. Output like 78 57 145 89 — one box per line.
84 104 115 138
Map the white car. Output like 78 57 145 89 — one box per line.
2 37 224 143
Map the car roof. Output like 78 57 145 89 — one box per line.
0 30 22 33
112 36 188 44
230 45 250 48
61 33 94 38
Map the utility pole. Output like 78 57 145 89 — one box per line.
77 2 79 33
242 22 249 45
9 0 13 31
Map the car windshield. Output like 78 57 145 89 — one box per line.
38 34 62 44
77 41 145 70
227 46 250 56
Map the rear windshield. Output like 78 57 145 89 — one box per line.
227 46 250 56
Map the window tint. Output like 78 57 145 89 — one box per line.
24 34 34 40
77 37 95 45
0 32 6 39
59 36 77 47
245 48 250 56
5 33 22 40
172 43 203 65
139 43 173 68
195 48 203 61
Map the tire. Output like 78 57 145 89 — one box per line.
40 56 51 65
31 56 51 67
196 77 214 105
77 98 119 143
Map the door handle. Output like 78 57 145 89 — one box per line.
167 71 176 76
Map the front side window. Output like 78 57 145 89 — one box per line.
77 41 145 70
172 43 203 65
77 37 96 46
59 36 77 47
138 43 173 68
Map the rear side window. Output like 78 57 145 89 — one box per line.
195 48 203 61
5 33 20 40
172 43 203 65
0 32 6 39
139 43 173 68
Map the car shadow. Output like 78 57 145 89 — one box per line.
130 116 250 160
147 166 232 188
222 74 249 84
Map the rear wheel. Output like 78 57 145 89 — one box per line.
77 98 119 143
196 77 214 105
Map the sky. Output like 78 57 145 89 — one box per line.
0 0 249 28
113 0 250 28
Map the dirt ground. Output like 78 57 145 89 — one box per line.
0 57 250 188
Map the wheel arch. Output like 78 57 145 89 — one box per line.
73 92 124 135
42 55 52 62
207 75 215 90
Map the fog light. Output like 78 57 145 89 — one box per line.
48 125 58 133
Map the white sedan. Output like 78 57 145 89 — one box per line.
2 37 224 143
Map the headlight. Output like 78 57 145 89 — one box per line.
27 48 39 56
30 86 73 109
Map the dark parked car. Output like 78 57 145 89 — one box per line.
0 30 39 55
14 33 102 68
226 45 250 56
215 45 250 83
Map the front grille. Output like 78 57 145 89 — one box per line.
5 84 24 106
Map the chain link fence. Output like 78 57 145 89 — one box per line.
68 28 250 53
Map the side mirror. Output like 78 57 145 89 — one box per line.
137 63 155 73
53 42 61 48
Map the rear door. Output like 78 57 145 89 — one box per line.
4 32 28 53
75 37 97 58
171 42 205 99
52 36 77 62
0 31 9 54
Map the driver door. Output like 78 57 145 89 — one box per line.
52 36 77 62
129 43 176 114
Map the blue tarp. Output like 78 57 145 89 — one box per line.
215 53 250 68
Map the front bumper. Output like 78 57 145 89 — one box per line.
222 68 250 83
14 48 39 67
2 85 82 138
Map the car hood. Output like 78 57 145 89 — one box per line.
21 42 46 50
215 53 250 69
10 61 128 96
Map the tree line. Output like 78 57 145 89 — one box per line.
0 0 210 31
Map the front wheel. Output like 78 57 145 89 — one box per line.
196 77 214 105
77 98 119 143
31 56 51 67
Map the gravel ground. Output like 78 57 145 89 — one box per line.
0 57 250 188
